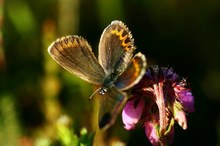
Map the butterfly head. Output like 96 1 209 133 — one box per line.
99 87 107 95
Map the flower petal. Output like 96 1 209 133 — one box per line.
122 97 145 130
145 121 175 146
164 124 175 145
178 90 194 112
174 85 194 112
174 107 188 130
145 122 160 146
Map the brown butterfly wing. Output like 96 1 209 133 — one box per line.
48 35 105 85
115 52 147 90
98 20 136 76
98 87 127 129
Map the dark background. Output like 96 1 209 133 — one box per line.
1 0 219 145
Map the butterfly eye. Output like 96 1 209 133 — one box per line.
99 88 107 95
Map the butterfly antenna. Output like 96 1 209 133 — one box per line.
89 87 101 100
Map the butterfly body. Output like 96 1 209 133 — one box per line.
48 20 147 129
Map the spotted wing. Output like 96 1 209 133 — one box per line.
98 20 136 76
48 35 105 85
98 87 127 129
115 52 147 90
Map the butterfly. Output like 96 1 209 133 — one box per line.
48 20 147 129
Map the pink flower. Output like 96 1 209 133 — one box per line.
122 66 194 146
122 97 145 130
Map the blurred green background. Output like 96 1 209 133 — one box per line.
0 0 219 145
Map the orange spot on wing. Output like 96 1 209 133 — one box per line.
111 29 131 51
132 59 140 78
